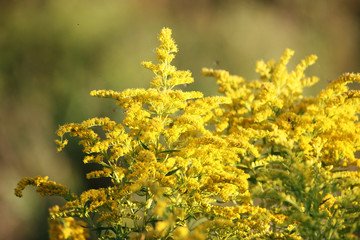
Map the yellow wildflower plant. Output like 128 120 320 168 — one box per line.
15 28 275 239
15 28 360 239
204 50 360 239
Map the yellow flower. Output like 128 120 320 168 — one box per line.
155 220 170 235
16 28 360 239
14 176 71 198
49 217 89 240
173 226 190 239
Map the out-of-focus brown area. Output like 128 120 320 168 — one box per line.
1 0 359 239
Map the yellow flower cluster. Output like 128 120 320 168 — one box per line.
15 175 72 199
204 47 360 239
15 28 360 239
49 206 89 240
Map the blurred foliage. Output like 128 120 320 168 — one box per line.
1 0 359 239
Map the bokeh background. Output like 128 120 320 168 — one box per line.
1 0 359 239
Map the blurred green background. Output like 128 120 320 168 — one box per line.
1 0 359 239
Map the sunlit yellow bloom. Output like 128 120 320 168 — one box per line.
15 176 71 198
49 217 89 240
15 28 360 239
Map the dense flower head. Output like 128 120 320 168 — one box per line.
204 49 360 239
14 175 73 199
49 206 89 240
15 28 360 239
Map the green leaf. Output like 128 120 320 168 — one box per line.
99 161 110 168
140 141 150 150
163 120 173 125
160 149 180 153
165 167 181 176
237 164 248 170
